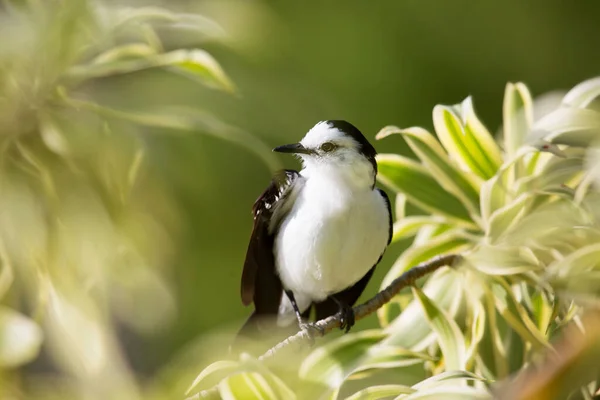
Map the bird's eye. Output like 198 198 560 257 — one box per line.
320 142 336 152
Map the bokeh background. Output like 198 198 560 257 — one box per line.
2 0 600 396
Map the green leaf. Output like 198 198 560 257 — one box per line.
503 82 534 156
299 330 386 389
413 287 467 371
376 154 473 224
378 126 481 218
218 372 280 400
0 307 43 367
346 384 416 400
433 98 502 179
562 76 600 108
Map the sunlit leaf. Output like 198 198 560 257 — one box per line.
503 82 534 156
413 287 467 371
346 384 415 400
383 269 463 351
412 370 488 389
299 330 386 389
562 76 600 108
350 346 435 377
433 98 501 179
185 360 241 395
67 49 235 92
398 385 492 399
466 245 541 276
218 372 280 400
0 307 43 367
485 194 532 242
376 154 473 224
381 230 470 289
534 107 600 148
491 279 551 350
391 216 450 244
377 126 481 216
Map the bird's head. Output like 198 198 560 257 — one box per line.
273 120 377 186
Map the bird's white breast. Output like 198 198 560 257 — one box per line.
274 172 389 317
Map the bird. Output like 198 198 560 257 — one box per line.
238 120 392 341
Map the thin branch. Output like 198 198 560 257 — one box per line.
258 253 461 361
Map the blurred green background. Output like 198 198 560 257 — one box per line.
3 0 600 388
142 0 600 375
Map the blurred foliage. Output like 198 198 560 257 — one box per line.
188 78 600 399
0 0 276 398
2 0 600 399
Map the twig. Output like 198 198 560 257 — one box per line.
258 253 461 361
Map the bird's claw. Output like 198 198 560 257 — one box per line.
299 322 325 346
338 304 356 333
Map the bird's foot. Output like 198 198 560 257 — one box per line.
337 303 356 333
299 322 325 346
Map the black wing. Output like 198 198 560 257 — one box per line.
313 187 393 320
240 170 300 316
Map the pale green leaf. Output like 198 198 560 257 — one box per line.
397 386 491 400
562 76 600 108
461 97 503 175
91 43 158 64
534 107 600 147
378 126 481 217
433 99 501 179
376 154 473 224
299 330 386 389
412 287 467 371
412 370 488 390
350 346 435 377
381 230 471 289
383 269 464 351
491 279 551 350
219 372 279 400
395 193 407 219
185 360 240 395
346 384 415 400
391 216 449 244
479 174 508 226
485 194 532 242
466 245 541 276
67 49 235 92
0 307 43 367
503 82 534 156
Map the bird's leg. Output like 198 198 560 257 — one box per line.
284 290 304 328
284 290 324 343
332 297 355 333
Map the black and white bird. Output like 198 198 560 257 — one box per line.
238 120 392 339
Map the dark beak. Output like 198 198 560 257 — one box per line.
273 143 313 155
